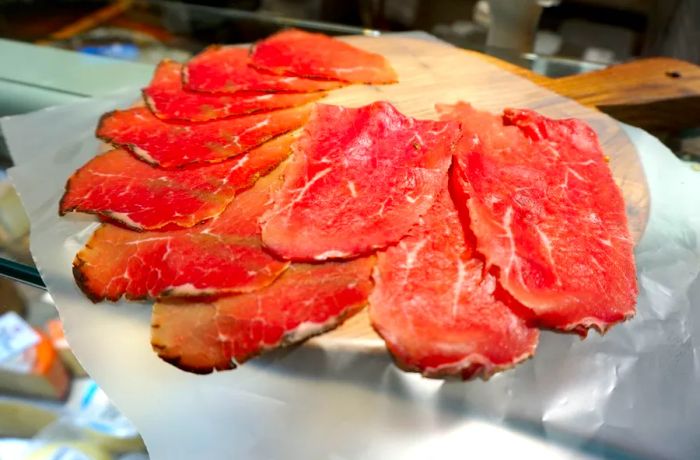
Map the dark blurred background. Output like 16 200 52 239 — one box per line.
0 0 697 65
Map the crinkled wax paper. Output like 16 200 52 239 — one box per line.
2 85 699 460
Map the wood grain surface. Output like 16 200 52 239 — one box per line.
465 51 700 133
303 35 650 350
546 57 700 133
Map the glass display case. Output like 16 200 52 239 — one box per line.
6 3 699 460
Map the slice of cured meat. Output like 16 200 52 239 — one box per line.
151 257 375 374
250 29 398 84
184 46 344 94
73 165 289 302
60 134 294 230
96 105 308 168
261 101 460 261
369 188 539 379
438 102 637 334
143 60 325 122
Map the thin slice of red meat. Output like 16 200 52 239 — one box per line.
261 101 460 261
369 188 539 379
73 165 288 302
96 105 308 168
151 257 375 374
184 46 345 94
438 102 637 335
143 60 325 122
60 134 294 230
250 29 397 84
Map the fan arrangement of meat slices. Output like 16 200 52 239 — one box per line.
60 29 638 380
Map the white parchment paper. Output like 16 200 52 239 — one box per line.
2 94 699 459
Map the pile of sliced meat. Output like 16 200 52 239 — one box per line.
60 29 637 379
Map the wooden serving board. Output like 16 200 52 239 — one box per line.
304 34 650 351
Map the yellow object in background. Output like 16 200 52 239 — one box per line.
26 441 112 460
0 181 29 244
0 399 57 438
0 181 32 264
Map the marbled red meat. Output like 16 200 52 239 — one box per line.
184 46 344 94
143 60 325 122
96 105 308 168
60 134 294 230
73 165 288 302
151 256 375 373
261 101 460 260
250 29 397 84
438 102 637 334
369 188 539 379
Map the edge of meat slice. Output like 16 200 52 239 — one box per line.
151 257 375 374
249 29 398 84
59 133 295 230
95 104 310 168
72 164 290 302
261 101 460 261
369 185 539 380
183 45 345 94
438 102 637 336
142 59 326 122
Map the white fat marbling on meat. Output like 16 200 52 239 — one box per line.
283 316 343 344
314 249 350 260
106 211 148 230
279 167 333 216
130 145 159 165
164 283 210 296
451 259 467 319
